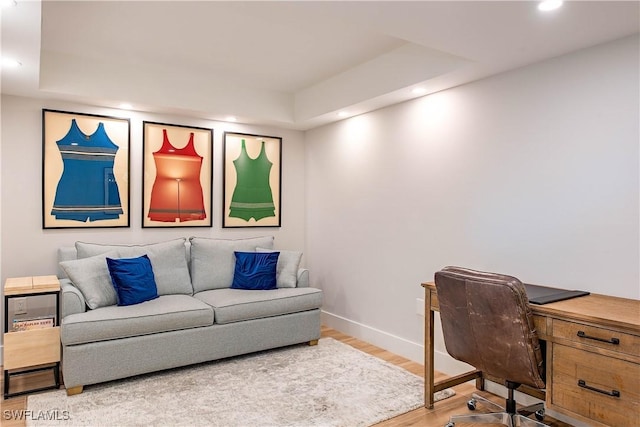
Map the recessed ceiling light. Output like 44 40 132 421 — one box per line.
538 0 563 12
412 87 427 95
1 57 22 68
225 116 237 122
119 103 133 110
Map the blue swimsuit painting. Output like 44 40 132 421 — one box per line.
51 118 123 221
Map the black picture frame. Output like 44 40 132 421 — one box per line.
223 131 282 228
42 109 130 229
142 121 213 228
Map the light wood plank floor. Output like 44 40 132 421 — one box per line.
0 326 571 427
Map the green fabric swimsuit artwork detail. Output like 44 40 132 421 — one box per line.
230 139 276 221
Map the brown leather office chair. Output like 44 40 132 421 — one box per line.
434 266 547 427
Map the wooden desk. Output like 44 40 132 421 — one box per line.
422 282 640 427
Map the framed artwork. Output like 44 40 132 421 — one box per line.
42 109 130 229
223 132 282 228
142 121 213 228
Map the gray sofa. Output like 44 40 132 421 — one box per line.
57 236 322 395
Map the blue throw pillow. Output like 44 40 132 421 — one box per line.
231 251 279 290
106 255 159 306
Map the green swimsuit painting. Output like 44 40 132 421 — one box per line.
229 139 276 221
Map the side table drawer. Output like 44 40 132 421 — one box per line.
4 327 60 370
551 344 640 427
553 319 640 357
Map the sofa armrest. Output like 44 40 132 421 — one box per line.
296 268 309 288
61 278 86 318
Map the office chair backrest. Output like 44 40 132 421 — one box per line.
434 266 545 389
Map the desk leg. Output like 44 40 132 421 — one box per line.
425 289 435 409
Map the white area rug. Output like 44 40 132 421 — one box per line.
27 337 454 427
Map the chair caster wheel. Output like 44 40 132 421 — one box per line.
467 398 477 410
445 422 455 427
535 409 545 421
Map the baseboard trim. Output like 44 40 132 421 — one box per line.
321 310 472 375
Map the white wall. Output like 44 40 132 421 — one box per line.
1 35 637 373
0 96 307 350
305 35 640 368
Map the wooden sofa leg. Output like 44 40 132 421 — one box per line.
66 385 83 396
309 339 319 346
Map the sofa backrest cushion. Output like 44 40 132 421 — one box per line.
75 238 193 296
189 236 274 293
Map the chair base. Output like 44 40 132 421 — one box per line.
448 412 512 426
447 411 548 427
445 393 548 427
468 392 504 411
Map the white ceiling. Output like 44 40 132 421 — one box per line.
2 1 639 130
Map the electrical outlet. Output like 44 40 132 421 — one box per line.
14 297 27 315
416 298 425 317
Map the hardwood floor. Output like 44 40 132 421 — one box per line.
320 327 571 427
0 326 571 427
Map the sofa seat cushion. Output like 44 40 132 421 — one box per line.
61 295 214 345
194 288 323 325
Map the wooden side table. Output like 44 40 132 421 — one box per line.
3 275 61 399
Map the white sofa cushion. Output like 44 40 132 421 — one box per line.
59 251 121 309
189 236 274 293
61 295 214 345
256 247 302 288
194 287 323 325
75 238 193 296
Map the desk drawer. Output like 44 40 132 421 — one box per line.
551 344 640 427
553 319 640 357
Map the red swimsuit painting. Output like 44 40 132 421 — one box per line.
148 129 206 222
